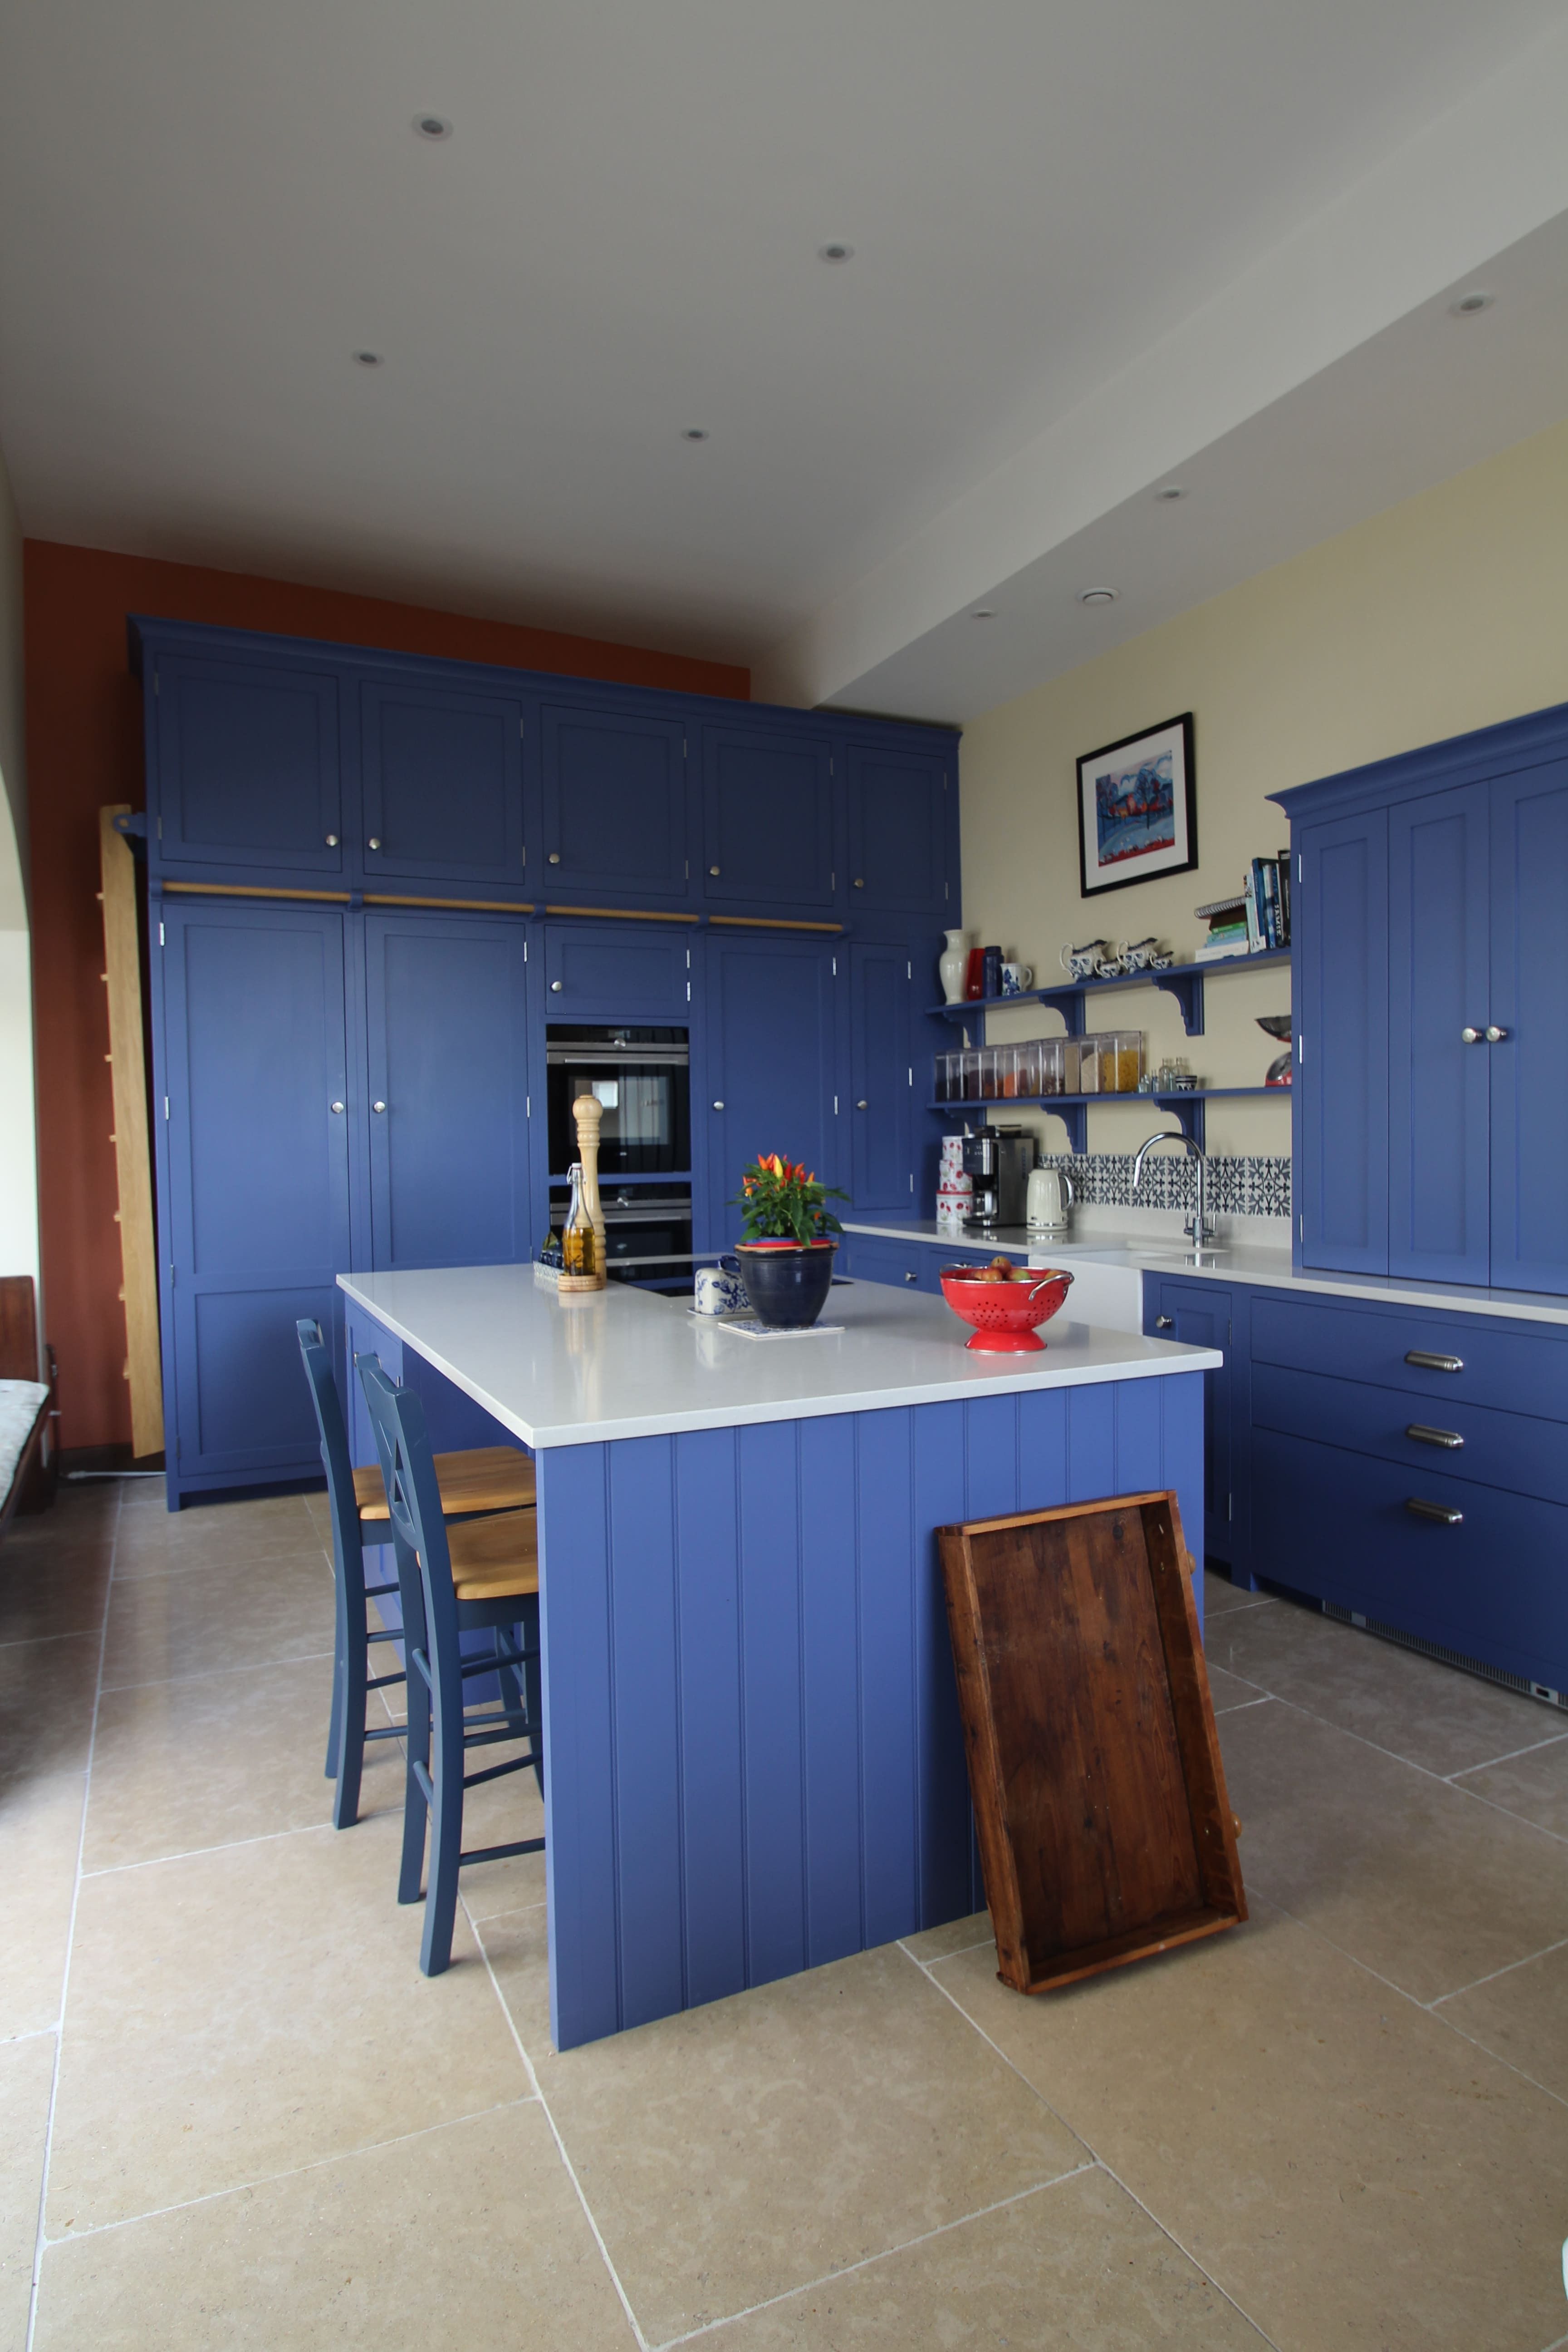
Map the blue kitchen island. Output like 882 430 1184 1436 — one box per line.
338 1266 1219 2049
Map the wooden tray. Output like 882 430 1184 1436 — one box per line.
938 1491 1245 1995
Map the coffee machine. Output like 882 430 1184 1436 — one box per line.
961 1127 1034 1230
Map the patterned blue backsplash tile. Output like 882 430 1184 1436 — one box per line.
1036 1152 1293 1220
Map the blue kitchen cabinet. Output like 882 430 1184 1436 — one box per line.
1145 1277 1236 1571
1490 758 1568 1296
360 680 526 889
700 725 836 909
1294 807 1389 1276
848 943 915 1213
543 921 693 1022
151 654 345 874
539 701 690 901
704 935 840 1245
159 901 353 1495
842 1235 926 1289
1387 784 1490 1285
844 741 952 917
364 914 532 1269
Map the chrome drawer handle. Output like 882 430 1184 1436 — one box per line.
1407 1423 1462 1448
1406 1497 1463 1526
903 1270 918 1283
1154 1315 1173 1329
1405 1349 1463 1372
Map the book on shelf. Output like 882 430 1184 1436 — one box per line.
1195 939 1251 963
1275 848 1292 945
1243 867 1263 952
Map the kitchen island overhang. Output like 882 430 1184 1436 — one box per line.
338 1267 1221 2049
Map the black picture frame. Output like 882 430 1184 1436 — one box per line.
1076 713 1197 898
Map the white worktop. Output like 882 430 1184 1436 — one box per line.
338 1264 1220 1450
843 1218 1568 1328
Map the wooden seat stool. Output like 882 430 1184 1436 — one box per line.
296 1319 536 1830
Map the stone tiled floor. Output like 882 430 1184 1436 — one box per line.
4 1480 1568 2350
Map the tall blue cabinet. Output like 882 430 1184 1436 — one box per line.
131 616 960 1503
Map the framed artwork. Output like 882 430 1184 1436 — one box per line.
1076 713 1196 898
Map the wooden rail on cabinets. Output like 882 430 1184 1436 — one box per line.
160 880 353 903
708 914 845 933
543 904 700 923
99 807 164 1460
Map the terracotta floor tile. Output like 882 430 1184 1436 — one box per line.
34 2101 636 2352
701 2164 1269 2351
521 1943 1085 2345
48 1815 529 2231
99 1555 334 1690
1206 1596 1553 1776
1436 1938 1568 2102
926 1901 1568 2352
1451 1732 1568 1839
0 2032 55 2343
1217 1695 1568 2001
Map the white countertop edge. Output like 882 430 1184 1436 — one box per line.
843 1218 1568 1328
337 1270 1219 1450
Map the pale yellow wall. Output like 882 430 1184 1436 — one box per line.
0 437 40 1309
958 413 1568 1162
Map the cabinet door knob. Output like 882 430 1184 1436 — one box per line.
853 877 865 889
903 1269 918 1282
329 1101 345 1115
712 1099 724 1110
1154 1314 1173 1329
856 1098 869 1109
550 980 564 992
1460 1027 1482 1044
1485 1024 1509 1043
709 865 721 877
324 833 339 847
1405 1496 1464 1526
367 836 382 851
372 1100 387 1114
549 852 561 865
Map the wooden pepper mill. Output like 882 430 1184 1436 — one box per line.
559 1092 609 1294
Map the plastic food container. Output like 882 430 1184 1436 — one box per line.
1103 1030 1144 1093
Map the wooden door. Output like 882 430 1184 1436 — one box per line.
1387 784 1491 1285
1490 757 1568 1296
1295 809 1389 1275
539 702 690 899
843 742 951 916
161 902 353 1484
359 681 525 887
153 655 343 874
699 725 835 909
848 942 914 1212
704 935 840 1245
364 914 532 1269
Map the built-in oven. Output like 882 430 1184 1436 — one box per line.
546 1026 697 1289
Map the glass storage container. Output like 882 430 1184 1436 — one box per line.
1103 1030 1144 1093
1014 1041 1042 1098
979 1048 1000 1099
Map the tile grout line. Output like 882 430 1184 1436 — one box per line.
1444 1728 1568 1780
1256 1691 1568 1847
466 1904 652 2352
32 2097 539 2251
646 2165 1102 2351
98 1648 336 1695
79 1819 337 1879
1213 1695 1274 1716
895 1941 1287 2352
1428 1931 1568 2007
25 1481 122 2352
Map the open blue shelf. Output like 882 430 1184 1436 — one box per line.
930 945 1292 1039
928 1083 1289 1152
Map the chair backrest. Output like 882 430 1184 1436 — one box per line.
357 1359 460 1667
296 1319 362 1573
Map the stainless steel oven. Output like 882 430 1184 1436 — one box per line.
545 1026 691 1178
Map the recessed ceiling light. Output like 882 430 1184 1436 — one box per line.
414 114 452 140
1078 587 1119 607
970 608 996 620
817 241 854 264
353 350 383 367
681 427 710 441
1154 485 1186 501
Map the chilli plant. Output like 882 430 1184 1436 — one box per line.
731 1153 848 1245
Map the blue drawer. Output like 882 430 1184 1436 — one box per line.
1250 1292 1568 1423
1251 1362 1568 1507
1251 1427 1568 1692
843 1236 926 1289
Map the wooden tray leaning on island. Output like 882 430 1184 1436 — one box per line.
938 1491 1245 1996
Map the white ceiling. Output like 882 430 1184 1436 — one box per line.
2 1 1566 718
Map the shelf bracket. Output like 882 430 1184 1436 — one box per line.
1033 986 1086 1039
1155 1094 1206 1150
1152 969 1205 1037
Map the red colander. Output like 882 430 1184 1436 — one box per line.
938 1267 1074 1352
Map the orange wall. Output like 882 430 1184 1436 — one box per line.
24 539 748 1453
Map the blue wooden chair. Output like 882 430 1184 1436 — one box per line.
358 1356 544 1977
296 1319 536 1830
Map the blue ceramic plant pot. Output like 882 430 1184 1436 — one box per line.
735 1240 838 1329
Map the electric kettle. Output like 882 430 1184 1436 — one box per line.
1026 1166 1074 1237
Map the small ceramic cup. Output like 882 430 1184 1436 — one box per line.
1000 962 1034 996
695 1255 748 1315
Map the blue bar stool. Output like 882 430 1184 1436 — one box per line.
296 1320 535 1830
358 1357 544 1978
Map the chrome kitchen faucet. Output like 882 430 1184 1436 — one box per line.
1132 1129 1214 1245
